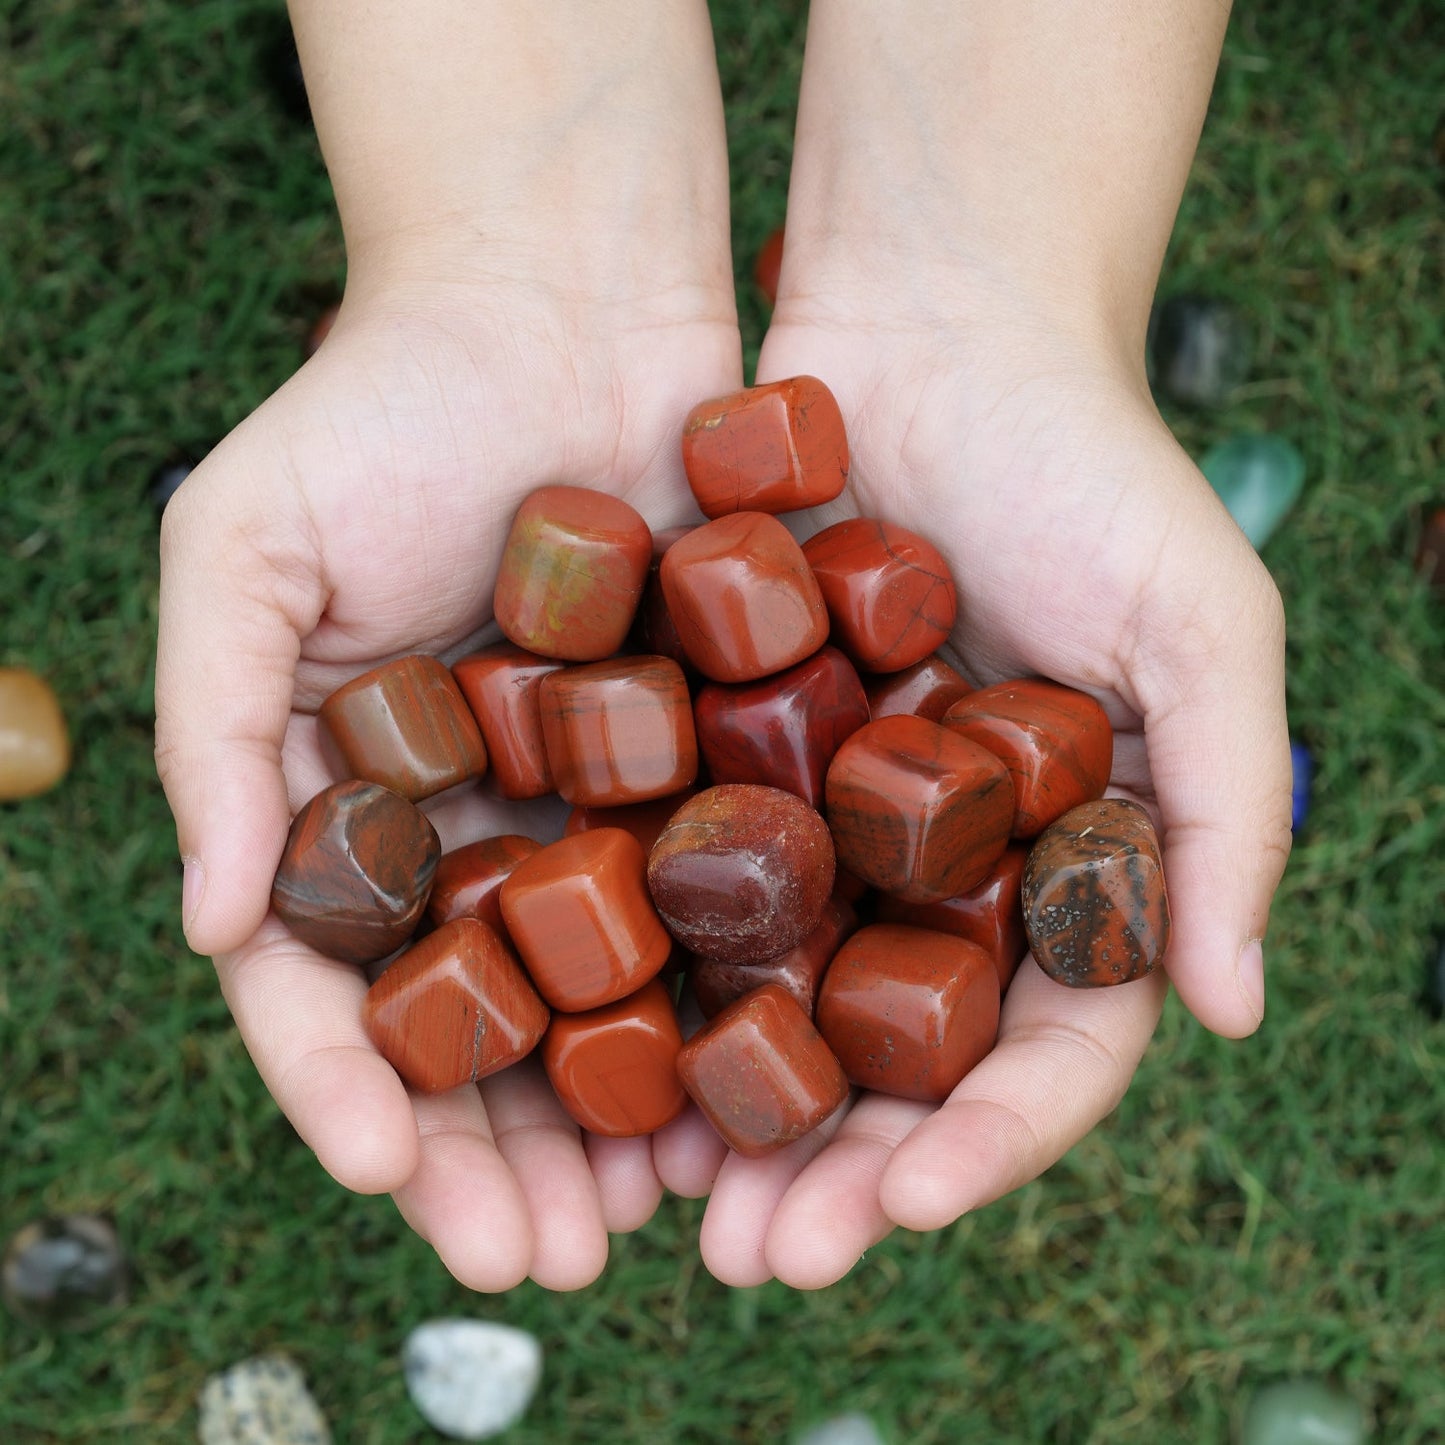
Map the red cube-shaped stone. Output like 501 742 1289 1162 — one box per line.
493 485 652 661
942 679 1112 838
563 785 699 857
500 828 672 1011
803 517 957 673
538 655 698 807
541 978 687 1137
693 645 870 809
676 984 850 1157
362 919 549 1093
681 375 848 519
816 924 1000 1102
863 654 973 722
451 645 566 800
659 512 830 684
318 654 487 802
425 834 543 934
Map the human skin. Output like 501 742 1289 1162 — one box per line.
650 0 1292 1290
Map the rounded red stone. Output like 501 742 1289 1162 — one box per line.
647 785 836 965
500 828 672 1011
693 645 871 809
425 834 543 933
863 654 973 722
942 679 1112 838
825 715 1013 903
876 844 1029 990
451 645 566 800
676 984 850 1157
539 655 697 807
691 895 858 1020
803 517 958 673
658 512 830 684
541 978 687 1137
362 918 549 1093
493 485 652 661
754 226 784 307
563 785 700 857
271 780 440 963
816 924 1000 1102
318 654 488 802
681 376 848 520
1022 799 1170 987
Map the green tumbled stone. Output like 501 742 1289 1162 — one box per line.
1241 1379 1367 1445
1201 434 1306 549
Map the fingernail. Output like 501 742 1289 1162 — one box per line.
1235 938 1265 1028
181 857 205 936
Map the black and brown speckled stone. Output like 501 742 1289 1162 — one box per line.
271 780 440 963
1022 799 1169 987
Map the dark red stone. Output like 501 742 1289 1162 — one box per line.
825 715 1013 903
317 654 488 802
816 924 1000 1102
876 844 1029 990
541 978 687 1137
1022 799 1170 987
863 654 973 722
425 835 543 933
647 784 836 965
271 780 440 963
451 645 566 800
693 645 870 809
563 786 700 857
942 679 1112 837
659 513 830 684
803 517 957 673
362 918 549 1093
754 226 784 306
628 526 701 681
1417 505 1445 590
676 983 850 1157
691 895 858 1020
492 485 652 661
681 376 848 519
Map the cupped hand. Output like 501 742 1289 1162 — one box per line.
155 272 741 1291
654 292 1292 1288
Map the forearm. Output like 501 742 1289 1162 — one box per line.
783 0 1232 350
289 1 734 310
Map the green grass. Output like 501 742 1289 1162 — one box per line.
2 1 1443 1440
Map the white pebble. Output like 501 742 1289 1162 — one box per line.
795 1414 887 1445
197 1355 330 1445
402 1319 542 1441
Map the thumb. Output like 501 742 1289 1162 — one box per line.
154 459 323 956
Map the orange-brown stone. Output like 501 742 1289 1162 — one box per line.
451 645 566 800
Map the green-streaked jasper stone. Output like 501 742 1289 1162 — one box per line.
1200 434 1305 549
493 485 653 661
1241 1380 1367 1445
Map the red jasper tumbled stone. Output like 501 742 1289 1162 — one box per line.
451 645 566 800
693 645 870 809
425 834 543 934
676 983 850 1157
563 785 700 857
493 485 652 661
500 828 672 1011
942 679 1112 838
659 512 830 684
816 924 1000 1102
803 517 957 673
863 654 974 723
1022 799 1170 987
754 226 784 307
691 894 858 1020
541 978 687 1137
539 655 698 806
271 780 440 963
629 526 702 682
318 654 487 802
647 784 836 965
362 918 549 1093
681 375 848 520
825 715 1013 903
876 843 1029 990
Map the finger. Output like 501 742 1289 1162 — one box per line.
156 454 324 956
698 1099 851 1288
879 961 1166 1231
391 1084 535 1294
583 1135 665 1234
216 918 419 1195
479 1059 610 1290
651 1103 728 1198
1128 547 1292 1037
